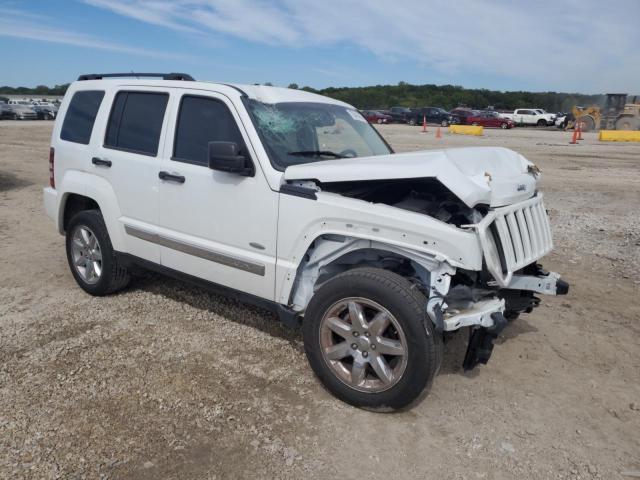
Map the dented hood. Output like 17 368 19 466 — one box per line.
284 146 538 207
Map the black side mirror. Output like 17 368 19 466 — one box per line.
207 141 254 177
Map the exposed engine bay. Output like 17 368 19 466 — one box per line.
321 178 488 226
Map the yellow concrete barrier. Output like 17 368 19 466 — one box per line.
448 125 483 136
598 130 640 142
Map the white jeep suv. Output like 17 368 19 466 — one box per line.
44 73 568 410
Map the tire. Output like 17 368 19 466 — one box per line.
303 267 442 410
65 209 130 296
615 115 639 131
441 119 449 127
500 122 508 129
409 118 416 126
471 122 479 126
536 119 546 127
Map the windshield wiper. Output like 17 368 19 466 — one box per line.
287 150 345 159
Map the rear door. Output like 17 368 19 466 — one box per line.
91 87 171 263
156 90 278 300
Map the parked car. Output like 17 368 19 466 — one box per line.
388 106 413 123
44 72 567 410
2 102 38 120
449 108 476 124
467 111 514 129
33 105 57 120
500 109 555 126
361 110 392 124
408 107 453 127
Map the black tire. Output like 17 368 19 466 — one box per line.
409 118 417 126
303 267 442 411
441 119 449 127
471 122 479 126
65 209 130 296
500 122 508 129
537 119 546 127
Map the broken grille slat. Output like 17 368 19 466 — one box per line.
506 212 525 268
495 215 516 270
516 209 532 260
524 206 539 257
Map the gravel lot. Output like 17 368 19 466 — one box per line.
1 121 639 479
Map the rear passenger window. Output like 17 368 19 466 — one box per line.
60 90 105 145
173 96 246 166
104 91 168 156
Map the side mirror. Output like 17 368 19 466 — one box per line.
207 141 254 177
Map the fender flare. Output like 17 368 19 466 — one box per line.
58 170 125 250
278 233 457 312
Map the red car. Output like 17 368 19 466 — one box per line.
361 110 393 124
467 111 514 129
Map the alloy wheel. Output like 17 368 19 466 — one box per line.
319 297 408 393
70 225 103 284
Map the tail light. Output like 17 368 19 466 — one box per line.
49 147 55 188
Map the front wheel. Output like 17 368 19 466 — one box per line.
66 209 130 296
303 268 442 410
441 119 449 127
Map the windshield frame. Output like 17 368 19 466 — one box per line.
242 97 394 172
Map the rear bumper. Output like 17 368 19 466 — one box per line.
43 187 59 229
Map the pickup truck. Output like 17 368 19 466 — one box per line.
501 109 555 127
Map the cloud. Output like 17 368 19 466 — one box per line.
81 0 640 91
0 6 184 59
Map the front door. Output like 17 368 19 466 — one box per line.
156 91 278 300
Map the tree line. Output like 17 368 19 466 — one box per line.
292 82 604 112
1 81 605 112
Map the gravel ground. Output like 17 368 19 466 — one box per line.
1 121 639 479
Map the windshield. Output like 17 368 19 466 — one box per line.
245 100 392 170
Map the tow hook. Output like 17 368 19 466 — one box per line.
462 312 508 371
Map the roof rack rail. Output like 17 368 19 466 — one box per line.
77 72 195 81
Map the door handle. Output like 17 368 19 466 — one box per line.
159 171 186 184
91 157 112 167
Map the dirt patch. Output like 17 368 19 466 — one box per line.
0 122 639 479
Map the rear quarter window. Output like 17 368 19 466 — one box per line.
60 90 105 145
104 91 168 156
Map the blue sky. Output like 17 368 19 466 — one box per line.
1 0 639 93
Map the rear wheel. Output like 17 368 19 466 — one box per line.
441 119 449 127
66 209 130 296
303 267 442 410
615 115 639 131
500 122 508 129
471 122 479 126
409 118 417 126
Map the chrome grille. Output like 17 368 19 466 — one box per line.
476 195 553 287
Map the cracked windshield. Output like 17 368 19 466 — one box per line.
246 100 392 170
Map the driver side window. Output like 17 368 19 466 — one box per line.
172 95 247 166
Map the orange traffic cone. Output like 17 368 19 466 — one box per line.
421 115 427 133
435 126 442 139
577 122 584 140
569 127 578 144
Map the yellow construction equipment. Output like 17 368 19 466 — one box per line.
572 93 640 131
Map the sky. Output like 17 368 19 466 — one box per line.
0 0 639 93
